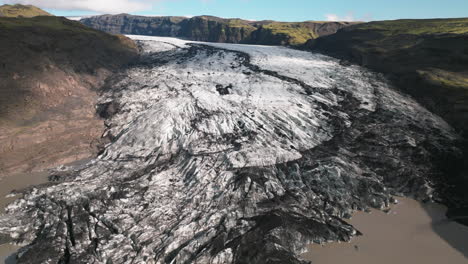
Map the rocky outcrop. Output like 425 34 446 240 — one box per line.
307 18 468 212
179 16 256 43
0 16 138 175
0 36 462 264
79 14 186 36
81 14 356 46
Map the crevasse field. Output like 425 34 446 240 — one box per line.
0 36 459 264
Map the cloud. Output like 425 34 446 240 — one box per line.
325 13 355 22
3 0 157 13
325 12 372 22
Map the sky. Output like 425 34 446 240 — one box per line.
1 0 468 22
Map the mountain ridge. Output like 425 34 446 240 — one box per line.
80 14 358 46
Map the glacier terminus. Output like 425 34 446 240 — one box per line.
0 36 462 264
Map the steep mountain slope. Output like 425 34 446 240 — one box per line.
0 16 138 175
307 18 468 134
80 14 357 46
0 4 52 17
307 18 468 211
0 36 462 264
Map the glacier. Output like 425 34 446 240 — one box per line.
0 36 462 264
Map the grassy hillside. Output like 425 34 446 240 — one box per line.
308 18 468 210
0 4 52 17
354 18 468 35
252 22 317 45
0 16 138 175
0 16 137 69
308 18 468 134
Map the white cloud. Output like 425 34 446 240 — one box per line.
325 12 373 22
3 0 157 13
325 13 355 22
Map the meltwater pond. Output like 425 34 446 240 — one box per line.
0 171 49 264
303 197 468 264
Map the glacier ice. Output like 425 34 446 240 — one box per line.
0 36 461 264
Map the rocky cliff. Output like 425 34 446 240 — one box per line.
80 14 186 36
81 14 357 46
0 16 138 175
307 18 468 215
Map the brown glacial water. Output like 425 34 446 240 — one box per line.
0 159 92 263
2 171 467 263
302 197 468 264
0 171 49 263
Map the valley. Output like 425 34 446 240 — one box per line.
0 36 464 264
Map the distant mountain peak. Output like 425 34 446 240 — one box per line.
0 4 52 17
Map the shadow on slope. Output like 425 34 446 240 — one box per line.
0 16 138 175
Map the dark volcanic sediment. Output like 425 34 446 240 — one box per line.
0 16 138 175
80 14 357 46
0 37 462 264
306 18 468 212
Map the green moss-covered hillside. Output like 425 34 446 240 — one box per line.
0 4 52 17
353 18 468 35
308 18 468 134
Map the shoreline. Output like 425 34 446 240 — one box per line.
0 158 92 263
302 197 468 264
0 171 49 263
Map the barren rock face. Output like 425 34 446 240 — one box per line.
0 67 109 175
81 15 356 46
0 37 461 264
